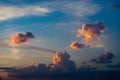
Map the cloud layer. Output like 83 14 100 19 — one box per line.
0 5 50 20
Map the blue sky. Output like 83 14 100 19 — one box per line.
0 0 120 70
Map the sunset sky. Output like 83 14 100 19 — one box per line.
0 0 120 71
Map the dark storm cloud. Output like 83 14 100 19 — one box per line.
90 50 114 63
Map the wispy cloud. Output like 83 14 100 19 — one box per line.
59 0 102 17
0 5 50 20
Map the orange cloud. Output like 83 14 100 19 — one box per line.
76 22 106 45
70 41 85 50
5 32 34 46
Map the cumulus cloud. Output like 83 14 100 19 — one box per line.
52 51 76 72
90 50 114 63
0 5 50 20
70 41 85 50
5 31 35 46
76 22 106 45
3 51 76 79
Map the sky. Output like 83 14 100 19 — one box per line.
0 0 120 71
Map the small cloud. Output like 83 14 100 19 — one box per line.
90 50 114 64
70 41 85 50
5 31 35 46
0 5 50 20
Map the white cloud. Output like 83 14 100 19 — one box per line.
0 5 51 20
40 0 102 17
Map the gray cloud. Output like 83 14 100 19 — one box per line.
90 50 114 63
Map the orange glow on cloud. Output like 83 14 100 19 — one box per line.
31 61 36 66
5 32 34 46
52 52 61 65
70 41 84 50
76 22 106 45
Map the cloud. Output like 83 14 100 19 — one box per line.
90 50 114 63
52 51 76 72
76 22 106 45
5 31 35 46
5 51 76 78
0 5 50 20
70 41 85 50
0 43 56 53
59 0 102 17
106 63 120 69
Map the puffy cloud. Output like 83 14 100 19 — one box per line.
0 5 50 20
97 50 114 63
52 51 76 72
5 31 35 46
76 22 106 45
90 50 114 63
70 41 85 50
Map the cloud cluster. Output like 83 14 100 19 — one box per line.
90 50 114 63
70 41 85 50
0 51 118 80
4 51 76 78
70 22 106 50
0 5 50 20
76 22 106 45
5 31 35 46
